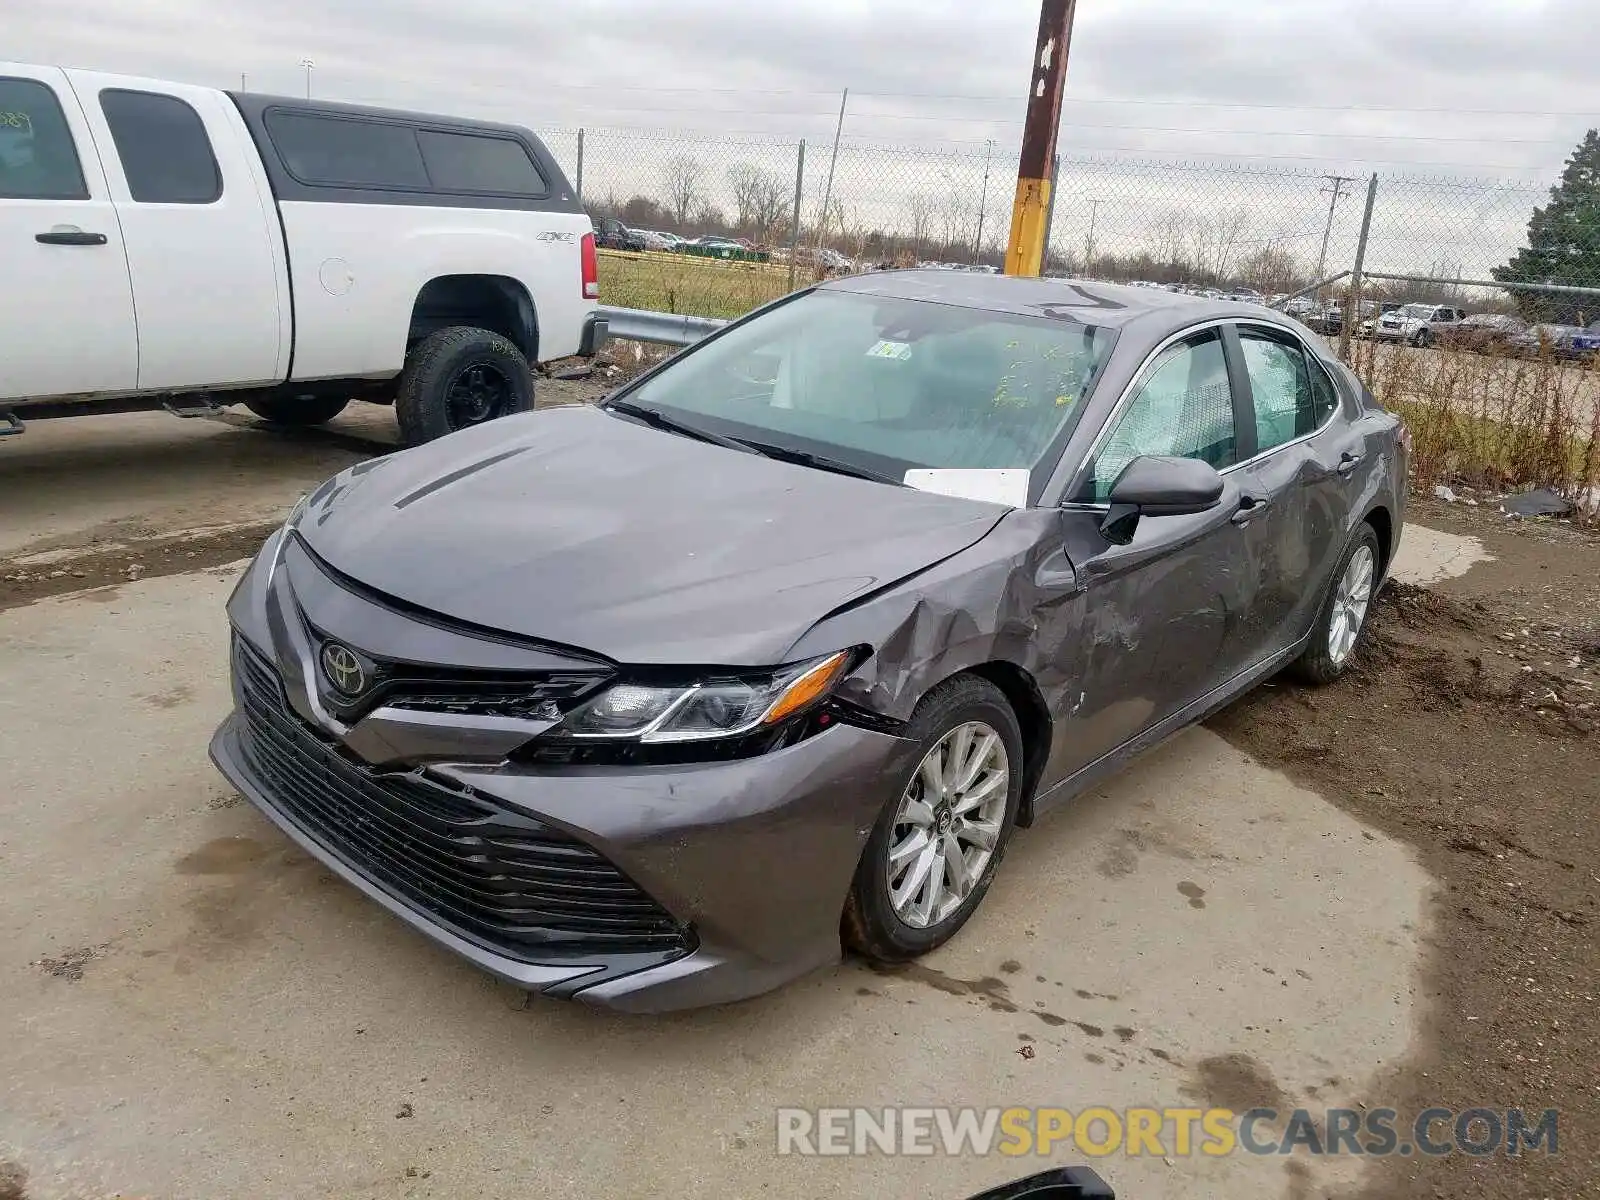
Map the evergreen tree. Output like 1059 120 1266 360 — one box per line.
1495 129 1600 325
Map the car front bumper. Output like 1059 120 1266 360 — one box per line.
209 538 916 1012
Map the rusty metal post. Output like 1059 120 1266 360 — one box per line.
1340 174 1379 361
1005 0 1075 277
787 139 806 292
574 128 585 203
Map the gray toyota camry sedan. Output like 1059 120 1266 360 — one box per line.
211 272 1406 1012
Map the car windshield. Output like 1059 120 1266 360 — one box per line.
1399 304 1436 318
619 290 1117 483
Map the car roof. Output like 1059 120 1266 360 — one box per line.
819 269 1283 335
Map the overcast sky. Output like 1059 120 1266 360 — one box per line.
11 0 1600 177
11 0 1599 277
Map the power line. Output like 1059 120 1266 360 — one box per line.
313 68 1600 120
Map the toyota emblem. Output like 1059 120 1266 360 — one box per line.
319 642 366 696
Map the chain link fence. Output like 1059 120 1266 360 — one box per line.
535 125 1600 322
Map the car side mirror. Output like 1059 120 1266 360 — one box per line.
1099 455 1225 545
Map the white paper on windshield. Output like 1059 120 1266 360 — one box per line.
903 468 1029 509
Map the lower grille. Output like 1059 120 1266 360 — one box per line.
231 637 691 961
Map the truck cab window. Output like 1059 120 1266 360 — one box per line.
99 89 221 204
0 77 88 200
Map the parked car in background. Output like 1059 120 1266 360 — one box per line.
1433 312 1527 354
636 230 674 252
1508 323 1600 362
212 273 1405 1012
1359 303 1466 346
2 62 599 444
593 216 647 253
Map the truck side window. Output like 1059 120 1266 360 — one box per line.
265 111 429 190
0 77 89 200
99 90 221 204
417 130 546 196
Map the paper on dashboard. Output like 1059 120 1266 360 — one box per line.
902 468 1029 509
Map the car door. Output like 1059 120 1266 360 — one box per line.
65 71 287 391
0 65 138 401
1227 321 1355 659
1043 326 1258 783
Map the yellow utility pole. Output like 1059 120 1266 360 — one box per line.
1005 0 1077 277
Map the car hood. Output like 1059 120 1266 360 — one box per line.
295 405 1008 665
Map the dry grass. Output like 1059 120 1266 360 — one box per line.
1340 340 1600 516
597 249 795 319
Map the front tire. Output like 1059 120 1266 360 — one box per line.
843 676 1023 962
243 394 349 426
1290 524 1381 685
396 326 534 446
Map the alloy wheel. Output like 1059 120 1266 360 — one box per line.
1329 544 1375 666
886 721 1010 929
444 362 512 429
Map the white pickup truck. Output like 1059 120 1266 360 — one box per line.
1 63 606 444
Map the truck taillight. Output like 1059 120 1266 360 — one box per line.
581 232 599 300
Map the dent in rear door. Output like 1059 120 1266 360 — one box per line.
1229 324 1355 656
0 64 137 399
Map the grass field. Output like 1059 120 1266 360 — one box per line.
597 249 795 319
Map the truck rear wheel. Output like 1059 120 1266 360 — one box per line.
243 394 350 426
396 326 534 446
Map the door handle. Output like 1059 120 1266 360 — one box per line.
35 230 108 246
1336 451 1364 477
1231 494 1271 526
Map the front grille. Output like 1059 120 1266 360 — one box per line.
232 638 691 961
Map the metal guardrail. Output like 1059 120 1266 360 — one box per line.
597 306 728 348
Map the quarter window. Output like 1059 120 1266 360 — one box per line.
417 130 545 195
99 90 221 204
1239 328 1339 454
266 111 430 189
1085 331 1235 501
0 77 88 200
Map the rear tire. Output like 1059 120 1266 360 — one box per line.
1290 524 1381 685
243 394 349 426
396 326 534 447
843 676 1023 963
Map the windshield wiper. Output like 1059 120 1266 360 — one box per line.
605 400 755 454
730 438 905 487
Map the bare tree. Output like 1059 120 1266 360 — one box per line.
1150 210 1192 275
726 162 789 238
939 190 971 254
1239 243 1301 293
906 193 936 254
1211 206 1254 281
660 154 705 228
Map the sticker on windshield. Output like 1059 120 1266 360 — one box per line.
865 340 912 361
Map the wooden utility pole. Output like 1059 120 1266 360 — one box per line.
1005 0 1076 277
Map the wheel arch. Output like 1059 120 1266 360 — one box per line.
962 661 1053 829
409 275 540 365
1362 503 1395 581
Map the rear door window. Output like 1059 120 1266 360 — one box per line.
0 77 89 200
99 89 221 204
417 130 545 195
266 111 429 189
1239 327 1339 454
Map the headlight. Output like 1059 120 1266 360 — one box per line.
553 650 851 744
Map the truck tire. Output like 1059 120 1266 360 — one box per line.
244 394 350 426
396 326 534 446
